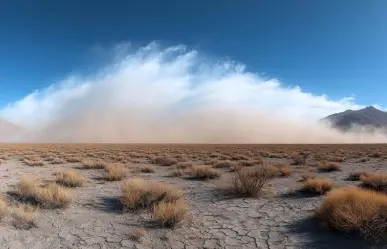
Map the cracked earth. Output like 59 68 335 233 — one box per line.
0 145 384 249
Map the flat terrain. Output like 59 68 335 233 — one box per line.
0 144 386 249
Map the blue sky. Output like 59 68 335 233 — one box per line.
0 1 386 111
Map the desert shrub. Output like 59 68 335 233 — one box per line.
140 166 155 173
227 165 277 197
50 158 66 165
274 164 292 177
316 187 387 241
300 173 316 182
153 198 188 228
360 173 387 191
35 184 72 209
15 177 40 201
11 204 38 230
347 170 368 181
104 163 126 181
301 177 333 194
56 170 84 187
174 162 193 170
213 160 235 169
292 154 307 165
66 157 82 163
169 167 185 177
81 159 106 169
317 161 341 172
23 159 44 167
189 165 220 180
121 178 183 210
153 156 177 166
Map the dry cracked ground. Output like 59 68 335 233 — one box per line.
0 144 385 249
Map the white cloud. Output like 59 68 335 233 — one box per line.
0 42 382 143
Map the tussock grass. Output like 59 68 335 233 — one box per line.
129 227 146 241
188 165 220 180
50 158 66 164
317 161 341 172
292 154 307 165
316 187 387 241
153 156 177 166
104 163 126 181
301 177 333 194
36 183 72 208
225 165 277 197
121 178 183 211
66 157 82 163
360 172 387 191
174 162 193 170
15 177 40 201
140 166 155 173
153 198 188 228
56 170 84 187
23 159 44 167
213 160 235 169
347 170 368 181
81 159 106 169
12 204 38 230
274 163 292 177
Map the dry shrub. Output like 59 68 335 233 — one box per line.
174 162 193 169
66 157 82 163
213 160 234 169
292 154 307 165
104 164 126 181
153 156 177 166
140 166 155 173
300 173 316 182
360 173 387 191
121 178 183 210
274 164 292 177
153 198 188 228
36 184 72 208
15 177 40 201
12 204 38 230
227 165 277 197
189 165 220 180
317 161 341 172
50 158 66 165
56 170 84 187
81 159 106 169
316 187 387 241
301 177 333 194
169 167 185 177
347 170 368 181
23 159 44 167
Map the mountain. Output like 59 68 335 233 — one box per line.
323 106 387 130
0 119 23 140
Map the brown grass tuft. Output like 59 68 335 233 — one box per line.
104 163 126 181
81 160 106 169
316 187 387 241
360 172 387 191
140 166 155 173
153 156 177 166
274 164 292 177
129 227 146 241
15 177 40 201
301 177 333 194
23 159 44 167
121 178 183 211
12 204 38 230
56 170 85 187
347 170 368 181
213 160 235 169
317 161 341 172
36 183 72 209
188 165 220 180
153 198 188 228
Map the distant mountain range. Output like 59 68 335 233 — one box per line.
323 106 387 130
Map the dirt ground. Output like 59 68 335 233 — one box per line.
0 144 386 249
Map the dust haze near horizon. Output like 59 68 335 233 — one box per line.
1 42 386 143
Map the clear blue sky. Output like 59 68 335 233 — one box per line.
1 0 387 107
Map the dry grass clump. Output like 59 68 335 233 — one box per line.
347 170 368 181
188 165 220 180
292 154 307 165
316 187 387 241
140 166 155 173
129 227 147 241
104 163 126 181
301 177 333 194
35 183 72 209
360 172 387 191
23 159 44 167
317 161 341 172
225 165 277 197
50 158 66 165
11 204 38 230
121 178 183 210
174 162 193 170
15 177 40 201
153 198 188 228
274 163 292 177
300 173 316 182
55 170 85 187
153 156 177 166
169 167 185 177
81 159 106 169
213 160 235 169
66 157 82 163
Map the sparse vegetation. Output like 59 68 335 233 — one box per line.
36 183 72 209
129 227 146 241
81 159 106 169
140 166 155 173
104 163 126 181
153 198 188 228
360 172 387 191
301 177 333 194
153 156 177 166
347 170 368 181
56 170 85 187
274 163 292 177
11 204 38 230
188 165 220 180
317 161 341 172
316 187 387 241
